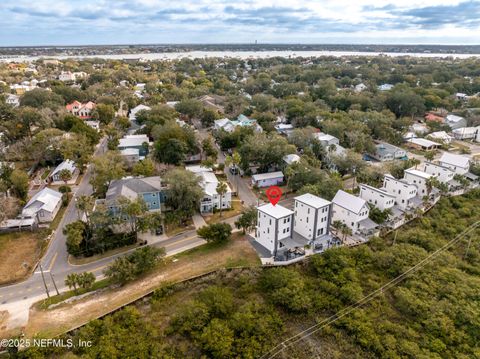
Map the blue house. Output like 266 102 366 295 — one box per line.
105 176 167 215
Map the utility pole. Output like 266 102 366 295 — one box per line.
393 230 398 245
38 263 50 298
49 272 60 296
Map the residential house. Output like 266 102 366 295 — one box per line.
293 194 332 241
403 169 432 197
378 84 394 91
105 176 166 214
438 153 470 175
424 112 445 123
199 94 225 114
251 171 284 188
214 118 235 132
283 154 300 165
331 190 377 234
382 174 418 210
49 160 78 184
6 94 20 107
59 71 76 82
255 203 293 256
22 188 62 223
452 127 478 140
275 123 294 136
445 114 467 130
354 83 367 92
410 123 429 135
371 143 407 162
186 165 232 213
422 162 455 184
405 138 440 151
427 131 454 144
118 134 150 161
85 120 100 131
66 101 96 119
359 184 395 211
129 104 151 123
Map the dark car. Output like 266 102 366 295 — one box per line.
155 226 164 236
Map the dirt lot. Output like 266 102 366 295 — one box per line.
24 234 260 338
0 232 45 285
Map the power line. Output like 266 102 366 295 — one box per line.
261 221 480 359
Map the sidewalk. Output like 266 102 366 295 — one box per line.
192 214 207 230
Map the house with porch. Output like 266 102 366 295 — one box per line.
255 203 294 257
22 188 62 223
331 190 378 236
66 101 96 119
186 165 232 213
49 159 78 184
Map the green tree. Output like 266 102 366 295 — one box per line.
201 108 219 127
117 196 148 235
235 206 257 234
197 223 232 243
9 169 29 201
65 273 80 293
77 272 96 289
90 151 126 196
132 158 155 177
93 103 115 124
164 168 203 222
58 168 72 184
64 220 87 256
175 99 203 119
216 182 228 217
199 319 234 358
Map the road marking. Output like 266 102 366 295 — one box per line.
163 236 198 248
48 252 58 271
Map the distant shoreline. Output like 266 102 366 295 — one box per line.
2 50 480 63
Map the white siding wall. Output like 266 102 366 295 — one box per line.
438 161 469 176
332 203 369 232
404 173 429 197
293 200 330 240
383 176 418 210
256 212 292 255
359 185 395 211
423 163 454 183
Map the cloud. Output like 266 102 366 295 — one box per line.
0 0 479 45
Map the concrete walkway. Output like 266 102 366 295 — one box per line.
192 214 207 230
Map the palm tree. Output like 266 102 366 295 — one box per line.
216 182 228 217
331 220 343 237
284 164 296 198
65 273 79 293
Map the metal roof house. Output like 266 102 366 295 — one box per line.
371 143 407 162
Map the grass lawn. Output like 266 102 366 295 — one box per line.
0 231 46 285
204 198 244 224
23 233 260 338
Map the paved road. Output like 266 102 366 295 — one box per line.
0 138 211 329
0 129 261 330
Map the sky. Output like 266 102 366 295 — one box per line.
0 0 479 46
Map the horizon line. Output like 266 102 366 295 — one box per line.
1 42 480 49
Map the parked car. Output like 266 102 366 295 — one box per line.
155 226 164 236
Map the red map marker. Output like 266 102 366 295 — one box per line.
266 186 282 206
